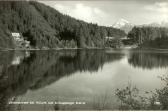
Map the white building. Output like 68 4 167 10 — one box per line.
12 33 20 36
11 33 23 41
105 36 115 40
12 32 20 38
11 32 30 49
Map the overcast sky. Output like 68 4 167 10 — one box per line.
40 0 168 26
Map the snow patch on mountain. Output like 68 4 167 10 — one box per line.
113 19 130 28
112 19 134 33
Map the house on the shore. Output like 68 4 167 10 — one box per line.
105 36 128 40
11 32 30 49
105 36 115 40
11 33 20 37
12 33 22 41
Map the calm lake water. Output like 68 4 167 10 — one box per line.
0 49 168 110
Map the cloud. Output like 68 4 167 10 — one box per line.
54 3 109 25
145 2 168 13
144 2 168 21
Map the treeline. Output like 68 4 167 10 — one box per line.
0 1 126 49
128 26 168 48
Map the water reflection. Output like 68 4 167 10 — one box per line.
0 49 168 110
11 51 30 65
0 50 123 110
128 50 168 69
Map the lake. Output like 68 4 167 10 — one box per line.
0 49 168 110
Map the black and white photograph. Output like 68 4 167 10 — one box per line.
0 0 168 110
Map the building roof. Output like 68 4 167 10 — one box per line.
12 33 20 37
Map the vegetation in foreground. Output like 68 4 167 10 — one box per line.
115 75 168 110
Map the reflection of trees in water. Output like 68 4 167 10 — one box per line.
128 51 168 69
0 50 123 111
115 75 168 110
0 51 14 66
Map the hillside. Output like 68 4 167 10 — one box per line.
127 26 168 48
0 1 126 49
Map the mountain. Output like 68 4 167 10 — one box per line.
112 19 134 33
0 1 126 49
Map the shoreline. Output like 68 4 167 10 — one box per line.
0 47 105 51
1 47 168 51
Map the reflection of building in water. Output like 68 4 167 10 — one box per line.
25 51 30 57
11 51 30 65
11 57 22 65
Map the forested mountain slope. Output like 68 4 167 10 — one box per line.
128 26 168 49
0 1 126 49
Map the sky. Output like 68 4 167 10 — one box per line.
40 0 168 26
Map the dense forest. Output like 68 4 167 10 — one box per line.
0 1 126 49
128 26 168 48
